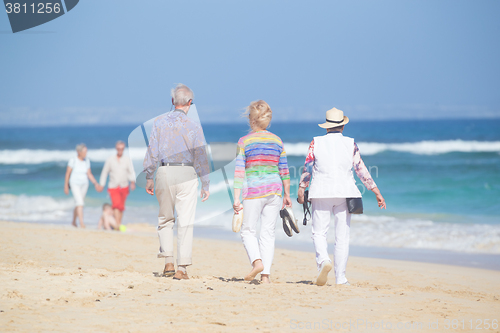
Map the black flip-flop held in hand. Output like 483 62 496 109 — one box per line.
280 207 300 237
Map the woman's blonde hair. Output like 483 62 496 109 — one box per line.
244 100 272 131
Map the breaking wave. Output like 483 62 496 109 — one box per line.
1 140 500 164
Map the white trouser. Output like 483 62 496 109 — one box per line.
240 195 282 275
70 182 89 207
155 166 198 266
311 197 351 284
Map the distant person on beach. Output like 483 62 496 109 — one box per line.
297 108 386 286
98 140 136 229
97 203 118 230
143 83 210 280
233 100 292 284
64 143 102 228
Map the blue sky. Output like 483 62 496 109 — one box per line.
1 0 499 126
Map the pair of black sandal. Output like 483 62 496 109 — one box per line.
280 206 300 237
280 190 313 237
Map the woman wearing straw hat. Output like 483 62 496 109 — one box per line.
233 100 292 284
297 107 386 286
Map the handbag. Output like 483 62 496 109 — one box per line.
346 197 363 214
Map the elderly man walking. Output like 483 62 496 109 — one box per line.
143 83 210 280
99 141 136 229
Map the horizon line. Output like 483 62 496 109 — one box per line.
1 115 500 128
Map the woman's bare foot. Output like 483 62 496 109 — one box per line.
244 259 264 281
261 274 271 284
71 220 77 227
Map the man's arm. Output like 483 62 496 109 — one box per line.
192 125 210 200
126 155 136 190
143 121 159 180
99 158 110 188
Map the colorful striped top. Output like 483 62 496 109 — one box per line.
234 130 290 200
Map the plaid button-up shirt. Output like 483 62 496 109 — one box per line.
143 109 210 191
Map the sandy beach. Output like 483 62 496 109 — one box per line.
1 221 499 332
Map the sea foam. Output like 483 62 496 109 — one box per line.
1 140 499 164
0 194 75 222
2 194 499 254
284 140 500 156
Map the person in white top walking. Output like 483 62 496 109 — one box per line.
298 108 386 286
64 143 102 228
99 140 136 229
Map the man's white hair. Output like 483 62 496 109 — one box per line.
171 83 194 106
76 143 86 153
116 140 126 147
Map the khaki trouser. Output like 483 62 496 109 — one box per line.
155 166 198 266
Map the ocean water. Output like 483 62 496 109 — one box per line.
1 119 499 256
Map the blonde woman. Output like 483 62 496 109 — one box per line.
233 100 292 284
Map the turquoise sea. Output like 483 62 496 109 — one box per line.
1 118 499 264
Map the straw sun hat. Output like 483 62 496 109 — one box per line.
318 107 349 129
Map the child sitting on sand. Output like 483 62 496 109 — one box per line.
98 203 118 231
